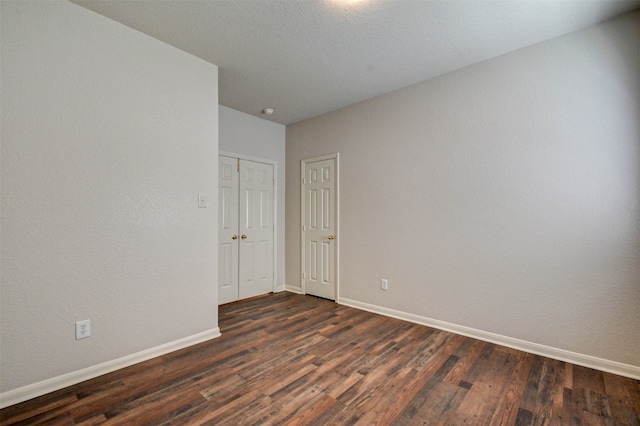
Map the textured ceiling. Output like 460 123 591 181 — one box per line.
73 0 640 125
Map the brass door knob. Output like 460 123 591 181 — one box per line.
241 234 247 239
231 235 238 240
328 235 335 240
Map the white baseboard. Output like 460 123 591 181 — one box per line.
285 285 303 294
0 327 221 409
274 284 286 292
337 297 640 380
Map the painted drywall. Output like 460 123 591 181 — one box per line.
286 11 640 367
1 0 219 396
219 106 286 290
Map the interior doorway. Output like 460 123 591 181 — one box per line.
219 154 275 304
301 153 339 300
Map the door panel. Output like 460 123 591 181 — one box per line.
219 156 239 305
303 157 336 300
239 159 274 299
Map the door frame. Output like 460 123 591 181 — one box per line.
300 152 340 300
220 151 278 296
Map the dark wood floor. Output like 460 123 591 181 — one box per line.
1 292 639 425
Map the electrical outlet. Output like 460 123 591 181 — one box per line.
381 278 388 291
76 320 91 340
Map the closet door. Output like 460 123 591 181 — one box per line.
238 159 274 299
219 156 239 304
218 156 274 304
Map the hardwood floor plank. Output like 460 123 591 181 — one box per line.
461 341 497 384
391 337 466 425
408 381 468 425
100 390 205 425
564 363 574 390
187 389 265 425
74 413 108 426
0 395 78 425
350 367 419 425
265 362 318 397
1 292 638 426
530 358 563 424
521 354 546 412
603 372 640 425
562 387 577 426
306 400 360 426
442 338 487 386
457 380 505 425
198 374 246 400
278 394 336 426
574 365 606 394
259 383 326 425
326 372 365 400
515 407 534 424
551 362 566 425
489 350 534 425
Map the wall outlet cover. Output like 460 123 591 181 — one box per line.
76 320 91 340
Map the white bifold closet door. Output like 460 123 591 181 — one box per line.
219 155 274 304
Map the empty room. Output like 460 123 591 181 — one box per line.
1 0 639 424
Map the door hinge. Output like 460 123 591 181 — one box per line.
302 177 305 184
303 272 306 279
237 158 240 172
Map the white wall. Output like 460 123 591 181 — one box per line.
219 106 286 290
0 0 219 403
286 12 640 371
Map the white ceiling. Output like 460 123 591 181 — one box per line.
73 0 640 125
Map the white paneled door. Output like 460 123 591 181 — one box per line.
302 154 338 300
238 159 274 299
219 156 274 304
219 156 239 304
